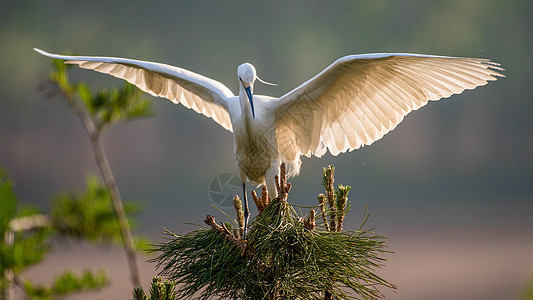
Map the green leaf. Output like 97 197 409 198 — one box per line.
10 223 50 273
44 57 154 134
96 83 153 128
0 168 16 237
24 269 108 298
132 276 177 300
76 83 93 112
133 286 148 300
94 89 109 112
52 270 108 295
50 175 143 244
49 58 75 97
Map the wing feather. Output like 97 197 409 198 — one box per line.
34 48 235 132
274 54 504 162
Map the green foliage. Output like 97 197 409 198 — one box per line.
23 269 108 299
48 58 153 133
154 228 245 299
51 175 142 244
78 82 153 132
0 170 50 278
132 276 177 300
8 215 50 274
151 165 394 299
0 168 17 239
45 57 150 287
520 273 533 300
1 57 153 298
0 168 17 291
134 236 153 253
48 59 76 98
0 168 137 298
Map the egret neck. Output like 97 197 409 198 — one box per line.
239 78 255 120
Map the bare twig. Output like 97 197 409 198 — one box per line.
317 194 329 232
204 215 253 257
252 185 271 214
325 291 333 300
251 190 264 213
261 185 270 207
324 166 336 232
275 163 291 203
91 134 141 287
303 209 316 231
9 214 50 232
5 214 51 299
57 84 141 287
4 227 14 300
279 163 287 191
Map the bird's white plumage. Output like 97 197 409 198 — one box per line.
34 48 504 192
33 48 235 132
273 53 503 175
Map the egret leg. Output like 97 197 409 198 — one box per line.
242 182 250 239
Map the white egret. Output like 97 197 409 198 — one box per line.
34 48 503 235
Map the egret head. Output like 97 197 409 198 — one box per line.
238 63 256 119
238 63 257 85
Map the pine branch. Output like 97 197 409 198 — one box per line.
232 196 245 238
204 215 252 257
132 276 177 300
275 163 292 203
251 190 264 214
303 209 316 231
323 166 337 231
335 185 351 232
252 185 271 214
317 194 329 232
151 164 395 299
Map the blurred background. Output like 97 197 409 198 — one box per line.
1 0 532 299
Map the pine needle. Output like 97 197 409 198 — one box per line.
150 165 395 299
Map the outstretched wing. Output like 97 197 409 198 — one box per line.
34 48 235 132
274 53 504 161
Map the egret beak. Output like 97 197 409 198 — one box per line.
240 78 255 119
244 86 255 119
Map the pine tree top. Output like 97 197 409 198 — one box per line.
150 164 395 300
